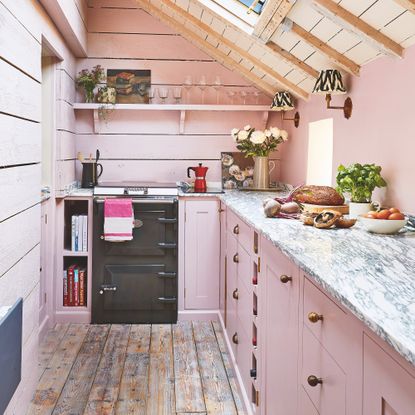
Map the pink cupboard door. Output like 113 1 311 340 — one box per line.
363 334 415 415
184 200 220 309
219 203 227 320
226 230 238 356
299 387 320 415
261 237 300 415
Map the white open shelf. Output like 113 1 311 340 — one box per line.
73 103 273 133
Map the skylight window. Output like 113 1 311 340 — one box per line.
236 0 266 14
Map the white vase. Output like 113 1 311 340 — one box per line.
349 202 372 218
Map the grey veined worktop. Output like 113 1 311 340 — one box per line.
219 190 415 366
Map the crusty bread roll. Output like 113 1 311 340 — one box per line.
292 185 344 206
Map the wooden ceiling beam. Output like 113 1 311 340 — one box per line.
266 40 319 78
289 20 360 76
253 0 296 42
313 0 403 58
393 0 415 14
161 0 309 100
188 0 318 80
135 0 276 97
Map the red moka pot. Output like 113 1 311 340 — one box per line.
187 163 208 192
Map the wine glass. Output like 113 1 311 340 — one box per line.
183 75 192 103
158 87 169 104
173 87 182 104
227 89 236 105
149 87 156 104
240 90 248 105
198 75 207 104
213 76 222 104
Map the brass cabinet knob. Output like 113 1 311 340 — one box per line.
233 224 240 235
232 332 239 344
308 311 323 323
232 289 239 300
280 275 292 284
233 253 239 263
307 375 323 387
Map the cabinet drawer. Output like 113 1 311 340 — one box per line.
227 209 253 254
302 326 346 415
304 277 348 360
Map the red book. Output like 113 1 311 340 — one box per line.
67 265 75 306
63 270 68 306
74 266 79 306
79 269 86 306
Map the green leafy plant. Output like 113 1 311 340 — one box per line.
232 125 288 158
336 163 387 203
76 65 105 103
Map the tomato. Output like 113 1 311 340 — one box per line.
366 213 378 219
388 212 405 220
367 211 378 216
389 207 401 214
377 209 391 220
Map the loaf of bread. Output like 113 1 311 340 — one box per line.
292 185 344 206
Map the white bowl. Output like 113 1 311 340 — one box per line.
358 215 408 234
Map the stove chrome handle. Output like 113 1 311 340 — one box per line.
157 271 177 278
157 297 177 303
99 285 117 295
158 218 177 224
158 242 177 249
95 198 177 205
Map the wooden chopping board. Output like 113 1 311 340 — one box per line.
302 203 349 214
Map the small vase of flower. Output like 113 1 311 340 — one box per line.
76 65 105 103
232 125 288 189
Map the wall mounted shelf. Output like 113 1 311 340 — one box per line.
73 103 272 134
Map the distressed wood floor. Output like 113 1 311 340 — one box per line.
29 321 245 415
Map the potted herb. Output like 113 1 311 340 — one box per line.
76 65 105 103
336 163 387 218
232 125 288 189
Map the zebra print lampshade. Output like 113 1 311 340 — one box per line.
312 69 346 95
271 91 295 111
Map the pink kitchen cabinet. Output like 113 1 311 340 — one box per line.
219 202 227 321
261 236 300 415
226 230 238 356
363 334 415 415
184 199 220 310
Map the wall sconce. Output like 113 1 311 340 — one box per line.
312 69 353 119
271 91 300 128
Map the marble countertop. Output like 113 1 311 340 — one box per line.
219 190 415 366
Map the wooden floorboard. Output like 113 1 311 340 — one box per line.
28 324 90 415
193 321 238 415
32 322 245 415
173 321 206 413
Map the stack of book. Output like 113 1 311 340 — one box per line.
71 215 88 252
63 265 87 306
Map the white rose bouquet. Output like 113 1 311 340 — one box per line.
231 125 288 158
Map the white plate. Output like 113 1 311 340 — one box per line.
358 215 408 234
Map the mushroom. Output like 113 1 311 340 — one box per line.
314 210 342 229
300 212 317 226
335 217 357 228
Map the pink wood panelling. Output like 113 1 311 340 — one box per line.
57 68 76 104
298 387 320 415
77 57 252 86
363 334 415 415
0 164 40 222
184 200 220 309
58 131 76 160
281 45 415 212
56 160 76 190
76 134 238 159
261 237 299 415
88 7 175 34
0 114 41 166
0 2 41 81
57 100 76 133
0 59 41 121
88 32 211 60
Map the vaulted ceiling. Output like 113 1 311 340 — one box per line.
135 0 415 100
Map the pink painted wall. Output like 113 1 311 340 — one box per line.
280 45 415 212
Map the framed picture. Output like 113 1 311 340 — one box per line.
107 69 151 104
221 152 254 189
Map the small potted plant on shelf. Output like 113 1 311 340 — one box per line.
76 65 105 103
336 163 387 218
232 125 288 189
96 85 117 122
